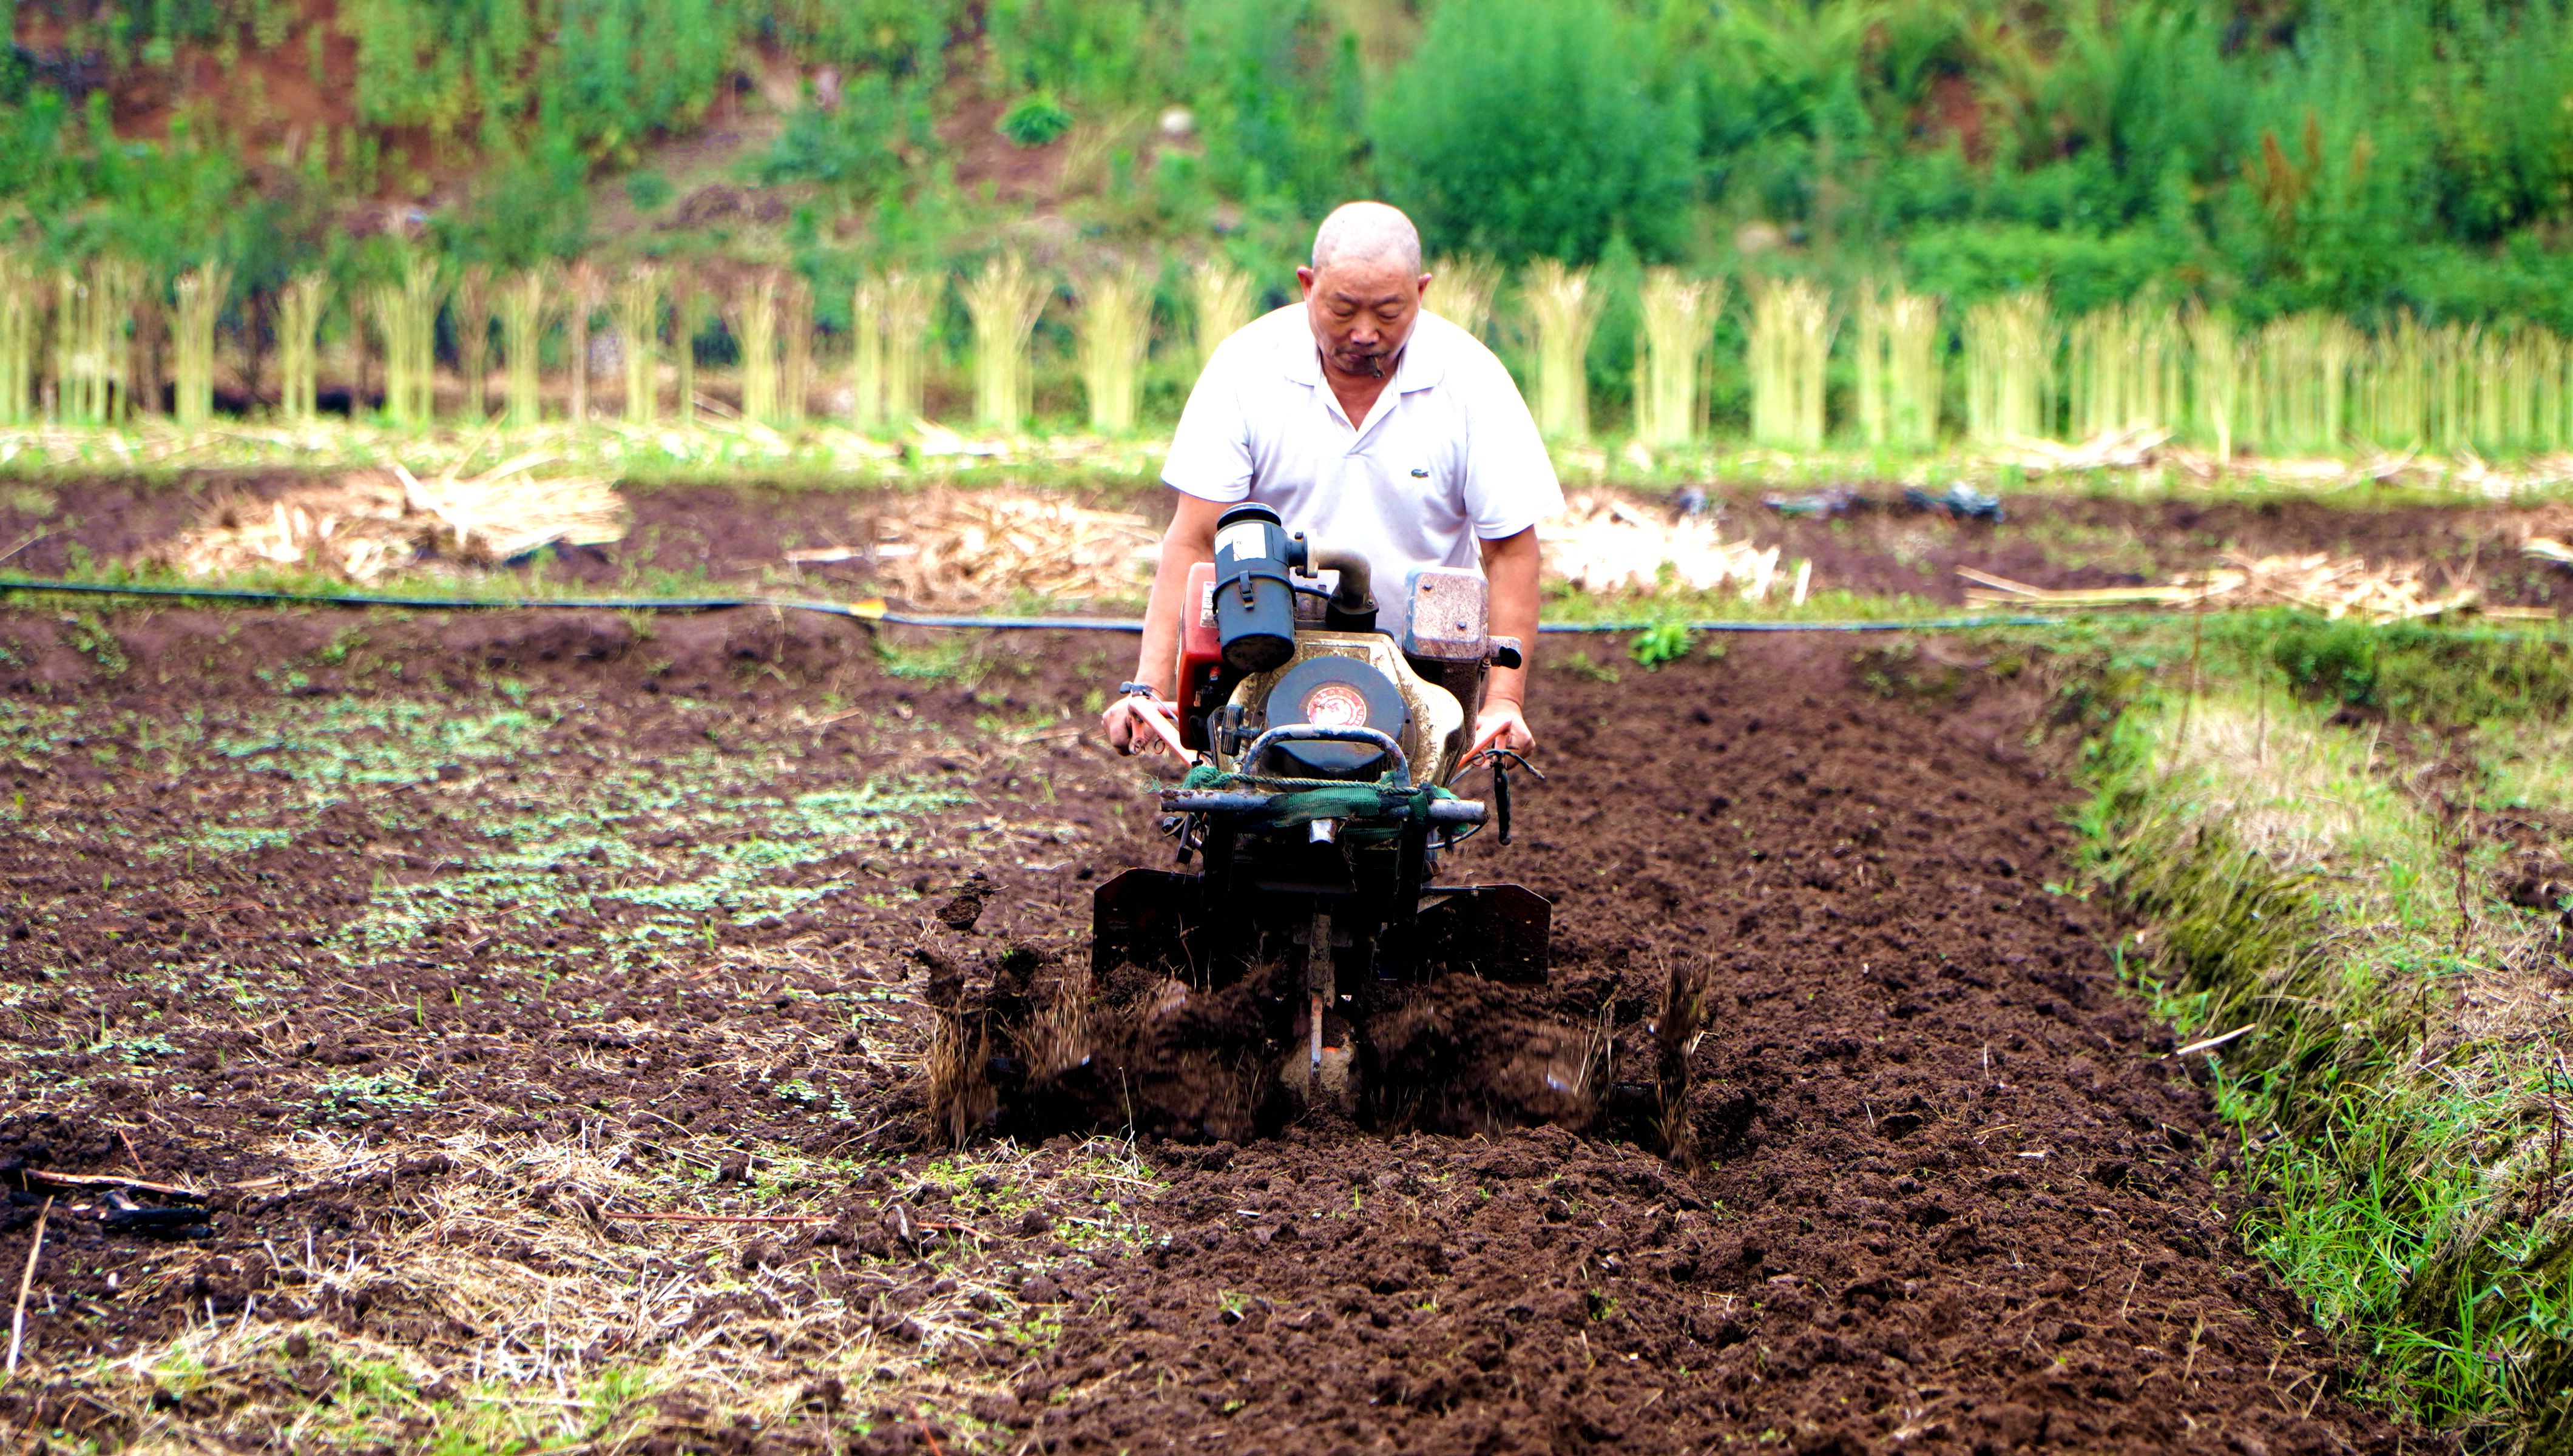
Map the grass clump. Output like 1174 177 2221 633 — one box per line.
2243 614 2573 724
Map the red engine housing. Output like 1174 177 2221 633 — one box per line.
1177 560 1225 749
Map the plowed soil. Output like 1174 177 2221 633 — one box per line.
0 604 2428 1453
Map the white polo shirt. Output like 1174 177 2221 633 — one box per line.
1161 303 1563 641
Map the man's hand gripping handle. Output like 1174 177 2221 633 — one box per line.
1104 682 1191 759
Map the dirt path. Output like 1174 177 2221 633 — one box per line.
0 610 2419 1452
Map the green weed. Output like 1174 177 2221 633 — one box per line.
313 1071 435 1116
998 93 1073 147
61 613 127 676
876 635 981 683
1628 620 1696 669
1550 650 1620 684
318 627 369 666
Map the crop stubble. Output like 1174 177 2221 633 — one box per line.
0 607 2419 1452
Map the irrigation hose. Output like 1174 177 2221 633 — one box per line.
0 575 2559 639
0 576 2075 634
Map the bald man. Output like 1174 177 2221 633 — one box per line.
1103 201 1562 767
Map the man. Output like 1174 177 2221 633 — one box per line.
1101 201 1561 765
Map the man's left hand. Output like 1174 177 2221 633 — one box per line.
1461 698 1535 773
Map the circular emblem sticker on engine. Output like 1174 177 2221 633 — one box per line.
1302 682 1370 727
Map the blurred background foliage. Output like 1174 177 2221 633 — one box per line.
5 0 2573 328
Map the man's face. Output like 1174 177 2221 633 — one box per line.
1297 254 1429 382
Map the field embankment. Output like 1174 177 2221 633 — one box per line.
2077 616 2573 1445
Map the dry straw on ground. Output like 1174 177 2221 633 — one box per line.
1961 551 2512 623
150 457 628 583
1988 425 2573 498
1994 425 2173 473
789 491 1160 605
20 1127 1157 1452
1539 491 1785 599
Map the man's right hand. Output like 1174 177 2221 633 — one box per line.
1103 692 1185 757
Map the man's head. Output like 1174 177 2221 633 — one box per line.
1298 201 1430 382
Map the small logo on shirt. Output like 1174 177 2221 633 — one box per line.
1409 467 1429 477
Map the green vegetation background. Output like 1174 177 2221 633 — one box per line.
9 0 2573 412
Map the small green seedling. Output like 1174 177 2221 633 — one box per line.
1629 621 1698 669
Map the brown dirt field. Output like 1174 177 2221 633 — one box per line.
4 476 2566 615
0 606 2433 1453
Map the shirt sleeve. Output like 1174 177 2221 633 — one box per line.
1458 351 1564 539
1160 340 1255 504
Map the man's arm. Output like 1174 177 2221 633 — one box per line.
1465 525 1540 763
1103 493 1226 753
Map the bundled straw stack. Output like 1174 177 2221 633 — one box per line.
1747 278 1832 449
1429 254 1500 343
1523 261 1602 441
1855 285 1941 449
1540 492 1784 599
962 255 1049 431
1190 261 1256 369
1964 292 2055 443
1635 268 1720 448
1076 268 1152 434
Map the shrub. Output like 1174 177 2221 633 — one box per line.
758 75 935 200
624 169 673 212
1371 0 1695 262
998 93 1073 148
1899 224 2188 317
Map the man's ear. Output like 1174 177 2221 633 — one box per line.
1418 272 1433 303
1295 265 1317 298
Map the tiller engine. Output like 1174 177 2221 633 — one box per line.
1093 504 1555 1112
